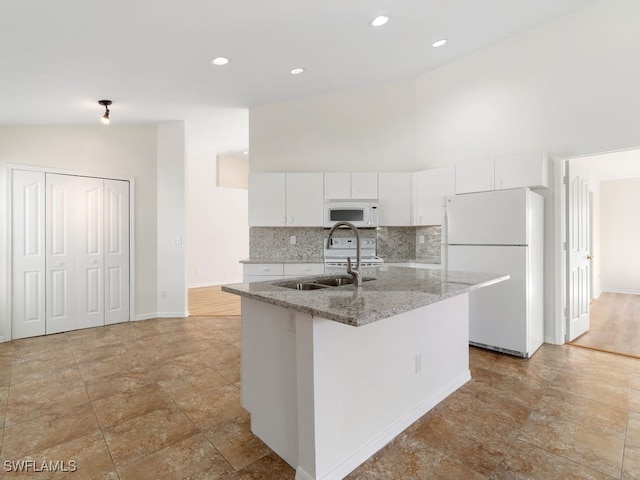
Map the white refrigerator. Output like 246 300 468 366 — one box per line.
444 188 544 358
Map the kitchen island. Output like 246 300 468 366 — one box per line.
222 266 508 480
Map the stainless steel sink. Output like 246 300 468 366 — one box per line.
278 276 375 290
282 282 331 290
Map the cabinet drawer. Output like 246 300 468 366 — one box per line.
283 263 325 276
243 263 285 276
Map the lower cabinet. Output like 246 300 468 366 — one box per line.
243 263 324 283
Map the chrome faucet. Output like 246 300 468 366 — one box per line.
326 221 362 287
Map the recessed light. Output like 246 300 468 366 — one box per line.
290 67 305 75
211 57 230 66
243 151 248 155
432 39 448 48
370 15 389 27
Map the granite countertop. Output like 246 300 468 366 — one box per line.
222 266 508 327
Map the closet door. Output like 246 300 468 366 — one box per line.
76 176 105 329
46 173 78 334
12 170 46 339
104 179 130 324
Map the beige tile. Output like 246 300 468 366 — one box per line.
193 344 241 367
1 403 100 458
630 388 640 413
158 366 230 403
77 353 143 382
237 451 295 480
11 349 77 377
84 366 156 402
117 433 235 480
214 361 241 385
5 382 91 426
149 352 210 382
202 411 271 471
175 384 244 430
92 383 177 429
103 407 198 467
518 410 624 477
551 369 630 410
71 342 130 363
624 411 640 479
9 365 83 395
492 438 616 480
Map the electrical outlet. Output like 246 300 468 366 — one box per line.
415 354 422 373
161 290 167 299
288 314 296 333
290 235 296 245
419 235 425 244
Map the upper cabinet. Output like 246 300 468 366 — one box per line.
455 151 549 195
378 172 412 226
324 172 378 200
249 172 323 226
413 166 455 226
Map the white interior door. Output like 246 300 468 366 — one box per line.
46 173 78 334
76 176 105 329
12 170 46 339
104 179 130 325
566 160 591 341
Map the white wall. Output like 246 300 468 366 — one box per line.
600 178 640 294
249 79 417 172
589 179 602 299
157 122 188 316
187 152 248 287
248 0 640 344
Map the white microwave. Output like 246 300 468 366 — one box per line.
324 200 379 228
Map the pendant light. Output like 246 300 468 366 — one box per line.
98 100 112 125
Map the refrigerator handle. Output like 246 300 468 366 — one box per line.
442 198 449 273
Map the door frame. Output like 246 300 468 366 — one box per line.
4 163 136 341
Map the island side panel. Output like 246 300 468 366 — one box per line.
300 293 471 480
241 298 299 468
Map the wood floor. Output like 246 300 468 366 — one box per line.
188 285 241 317
570 292 640 358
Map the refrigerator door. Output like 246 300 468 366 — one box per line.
446 189 527 245
447 245 528 356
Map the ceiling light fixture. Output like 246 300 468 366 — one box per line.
370 15 389 27
432 38 448 48
290 67 305 75
211 57 230 66
98 100 112 125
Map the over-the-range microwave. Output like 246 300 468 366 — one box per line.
324 200 379 228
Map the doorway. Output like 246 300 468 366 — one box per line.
562 147 640 357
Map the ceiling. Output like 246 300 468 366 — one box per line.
0 0 598 152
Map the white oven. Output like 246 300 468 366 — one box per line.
324 236 383 273
324 200 379 228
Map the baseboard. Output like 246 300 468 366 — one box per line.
134 313 158 321
602 289 640 295
313 370 471 480
0 336 7 344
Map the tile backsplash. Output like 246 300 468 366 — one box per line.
249 226 441 263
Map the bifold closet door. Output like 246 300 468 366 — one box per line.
104 179 130 325
12 170 46 339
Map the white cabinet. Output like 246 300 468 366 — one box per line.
284 263 324 278
286 173 324 226
413 166 455 225
243 262 324 283
324 172 378 200
455 151 549 194
378 173 412 226
248 173 286 226
494 151 549 190
249 173 324 226
455 159 494 194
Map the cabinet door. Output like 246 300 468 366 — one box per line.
455 159 494 194
248 173 286 226
378 173 412 226
12 170 46 339
351 173 378 199
324 173 351 200
494 151 549 190
286 173 324 226
413 166 455 225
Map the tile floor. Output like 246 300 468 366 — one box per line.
0 316 638 479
